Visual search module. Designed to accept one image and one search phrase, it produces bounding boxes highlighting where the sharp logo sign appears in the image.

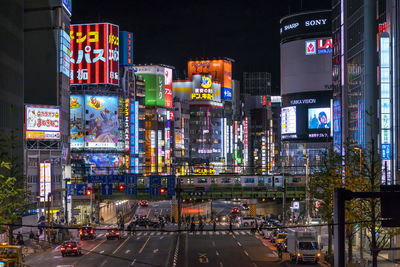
[305,38,332,55]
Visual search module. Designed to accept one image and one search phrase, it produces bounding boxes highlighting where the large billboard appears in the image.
[83,153,124,175]
[25,106,60,140]
[70,95,85,148]
[133,66,165,106]
[70,23,119,85]
[187,59,232,90]
[84,95,118,148]
[281,91,332,141]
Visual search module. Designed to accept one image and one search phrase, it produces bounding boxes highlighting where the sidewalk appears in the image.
[351,244,400,266]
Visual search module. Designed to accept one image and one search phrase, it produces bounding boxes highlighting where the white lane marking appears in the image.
[160,236,164,240]
[202,231,206,235]
[272,251,278,256]
[136,237,141,240]
[216,231,220,235]
[53,255,62,259]
[99,250,105,254]
[237,242,242,247]
[98,234,104,237]
[169,232,173,235]
[219,262,224,267]
[216,251,219,256]
[150,232,155,236]
[157,232,161,236]
[240,231,246,235]
[232,235,236,239]
[244,250,249,256]
[100,260,107,267]
[253,263,258,267]
[137,232,142,236]
[153,248,159,253]
[222,232,227,235]
[130,258,136,266]
[125,249,131,254]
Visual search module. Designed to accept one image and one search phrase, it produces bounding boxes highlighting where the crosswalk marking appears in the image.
[137,232,142,236]
[156,232,161,236]
[150,232,155,236]
[169,232,173,235]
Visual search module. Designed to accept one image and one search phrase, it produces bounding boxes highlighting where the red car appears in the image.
[139,200,148,207]
[61,241,82,256]
[231,207,240,214]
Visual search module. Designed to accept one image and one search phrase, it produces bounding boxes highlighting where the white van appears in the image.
[239,216,264,227]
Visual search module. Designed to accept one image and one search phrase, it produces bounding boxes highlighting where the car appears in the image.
[261,226,275,239]
[139,200,148,207]
[137,217,148,227]
[106,228,121,240]
[60,241,81,256]
[241,203,249,210]
[231,207,240,215]
[79,226,95,240]
[239,216,264,227]
[275,232,288,246]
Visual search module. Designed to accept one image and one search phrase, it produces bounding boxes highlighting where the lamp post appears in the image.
[305,156,310,225]
[354,146,363,260]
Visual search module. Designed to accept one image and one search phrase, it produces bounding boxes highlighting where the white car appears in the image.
[239,216,264,227]
[262,227,275,239]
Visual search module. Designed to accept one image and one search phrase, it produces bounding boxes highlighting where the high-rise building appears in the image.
[243,72,271,96]
[280,10,333,175]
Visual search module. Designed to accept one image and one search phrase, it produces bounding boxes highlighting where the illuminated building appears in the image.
[173,58,235,174]
[280,10,333,175]
[23,1,72,218]
[243,72,272,96]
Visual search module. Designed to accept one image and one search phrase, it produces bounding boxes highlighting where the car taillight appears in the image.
[90,230,94,234]
[73,247,78,250]
[61,247,65,250]
[106,233,109,235]
[116,232,120,235]
[68,244,71,247]
[80,230,83,235]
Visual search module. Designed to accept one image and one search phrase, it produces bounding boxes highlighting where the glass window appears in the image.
[221,178,231,183]
[197,178,207,183]
[245,178,255,183]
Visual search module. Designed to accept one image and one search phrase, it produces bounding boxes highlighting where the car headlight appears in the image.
[297,253,301,257]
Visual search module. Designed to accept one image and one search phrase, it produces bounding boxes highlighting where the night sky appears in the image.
[71,0,331,94]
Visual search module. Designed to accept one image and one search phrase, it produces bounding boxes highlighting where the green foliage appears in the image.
[0,130,29,229]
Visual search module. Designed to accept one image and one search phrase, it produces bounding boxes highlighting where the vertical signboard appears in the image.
[70,23,119,85]
[149,175,162,197]
[129,101,139,174]
[40,163,51,202]
[243,117,249,166]
[70,95,85,148]
[380,32,392,183]
[164,67,173,108]
[156,74,165,107]
[124,98,130,152]
[134,66,166,107]
[59,29,71,77]
[119,31,133,66]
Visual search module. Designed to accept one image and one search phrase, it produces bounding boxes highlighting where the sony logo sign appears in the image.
[305,19,327,27]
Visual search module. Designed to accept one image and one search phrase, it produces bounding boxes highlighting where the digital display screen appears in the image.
[26,106,60,140]
[85,95,118,148]
[83,153,124,175]
[281,106,296,134]
[308,107,331,129]
[70,95,85,148]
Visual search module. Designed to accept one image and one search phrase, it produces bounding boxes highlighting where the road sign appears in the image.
[88,175,125,184]
[149,175,162,197]
[75,184,87,196]
[125,174,138,196]
[167,175,176,197]
[101,183,113,196]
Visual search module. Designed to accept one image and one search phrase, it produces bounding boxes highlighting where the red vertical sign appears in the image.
[70,23,119,85]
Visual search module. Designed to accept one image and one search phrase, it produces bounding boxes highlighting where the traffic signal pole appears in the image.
[177,177,182,231]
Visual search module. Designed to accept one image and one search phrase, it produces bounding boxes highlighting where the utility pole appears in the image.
[177,176,182,231]
[305,157,310,224]
[282,162,286,226]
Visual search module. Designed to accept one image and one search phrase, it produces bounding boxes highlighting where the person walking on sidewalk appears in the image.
[213,220,216,232]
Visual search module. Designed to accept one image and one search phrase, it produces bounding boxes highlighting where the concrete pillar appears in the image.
[171,199,178,223]
[249,199,257,217]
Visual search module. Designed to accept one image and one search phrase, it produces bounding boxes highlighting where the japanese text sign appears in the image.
[70,23,119,85]
[26,106,60,140]
[119,31,133,66]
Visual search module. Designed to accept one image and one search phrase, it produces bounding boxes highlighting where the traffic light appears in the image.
[86,189,92,196]
[119,184,125,191]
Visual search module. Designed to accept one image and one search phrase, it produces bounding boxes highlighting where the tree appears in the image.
[0,130,29,244]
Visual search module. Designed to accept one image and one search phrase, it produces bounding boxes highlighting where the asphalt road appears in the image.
[24,229,322,267]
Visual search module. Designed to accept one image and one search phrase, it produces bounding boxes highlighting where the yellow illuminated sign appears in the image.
[192,93,214,100]
[200,76,212,89]
[194,168,215,175]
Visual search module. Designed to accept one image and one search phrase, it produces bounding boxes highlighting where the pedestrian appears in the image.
[127,223,131,235]
[213,220,216,232]
[29,230,34,241]
[190,222,195,232]
[229,221,233,233]
[16,232,24,245]
[100,216,104,224]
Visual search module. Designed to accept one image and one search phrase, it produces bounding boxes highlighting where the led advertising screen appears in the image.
[59,29,70,77]
[188,59,232,90]
[119,31,133,66]
[281,106,297,135]
[308,107,331,129]
[70,95,85,148]
[26,106,60,140]
[85,95,118,148]
[134,65,166,106]
[281,91,333,141]
[164,67,173,108]
[70,23,119,85]
[83,153,124,175]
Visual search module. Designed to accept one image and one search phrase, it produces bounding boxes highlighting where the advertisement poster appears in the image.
[281,106,296,134]
[40,162,51,202]
[308,107,331,129]
[85,95,118,148]
[83,154,124,175]
[188,59,232,90]
[70,23,119,85]
[70,95,85,148]
[26,106,60,140]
